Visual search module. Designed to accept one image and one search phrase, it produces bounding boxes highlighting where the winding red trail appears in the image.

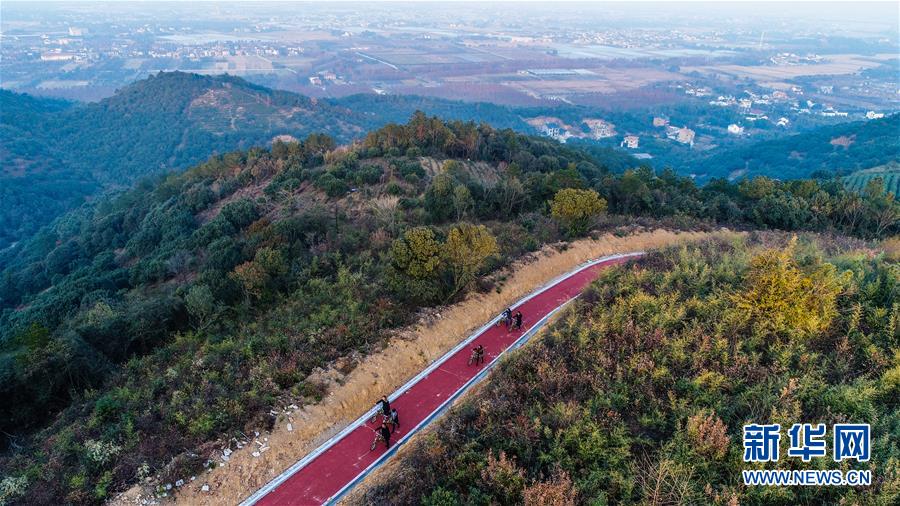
[246,254,637,506]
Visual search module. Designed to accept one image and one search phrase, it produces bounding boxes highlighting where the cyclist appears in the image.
[473,344,485,365]
[502,308,512,330]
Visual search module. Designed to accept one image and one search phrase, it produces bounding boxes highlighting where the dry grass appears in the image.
[419,157,501,187]
[881,236,900,262]
[111,228,734,506]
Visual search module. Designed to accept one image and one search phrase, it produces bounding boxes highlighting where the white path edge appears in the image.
[241,251,645,506]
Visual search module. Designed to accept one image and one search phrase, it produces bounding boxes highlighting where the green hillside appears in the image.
[362,234,899,505]
[693,114,900,181]
[0,73,358,251]
[0,73,541,251]
[843,161,900,195]
[0,115,615,504]
[5,72,895,252]
[0,114,896,504]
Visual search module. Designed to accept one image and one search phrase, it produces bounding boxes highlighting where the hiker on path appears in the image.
[376,395,390,415]
[390,408,400,433]
[380,422,391,448]
[514,311,523,330]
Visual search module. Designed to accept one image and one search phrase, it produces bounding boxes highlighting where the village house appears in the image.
[621,135,640,149]
[583,119,617,139]
[676,127,695,146]
[667,125,695,147]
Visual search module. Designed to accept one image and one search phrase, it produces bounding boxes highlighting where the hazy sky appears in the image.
[5,1,898,33]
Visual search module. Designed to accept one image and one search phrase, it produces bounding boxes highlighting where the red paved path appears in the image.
[250,255,635,505]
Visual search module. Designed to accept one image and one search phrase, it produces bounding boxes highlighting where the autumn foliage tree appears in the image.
[443,223,499,300]
[388,223,497,303]
[230,247,287,301]
[733,237,846,338]
[388,227,445,303]
[390,227,443,278]
[550,188,607,236]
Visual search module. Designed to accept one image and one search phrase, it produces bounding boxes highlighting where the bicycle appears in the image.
[369,429,385,451]
[496,310,512,330]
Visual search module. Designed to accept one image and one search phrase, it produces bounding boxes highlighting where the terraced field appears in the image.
[842,161,900,194]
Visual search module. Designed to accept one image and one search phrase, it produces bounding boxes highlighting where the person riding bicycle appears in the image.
[502,307,512,330]
[514,311,523,330]
[473,344,485,365]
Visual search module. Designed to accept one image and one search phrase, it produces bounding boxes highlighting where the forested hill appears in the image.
[3,71,894,251]
[0,72,362,251]
[693,114,900,181]
[0,115,629,504]
[0,72,547,251]
[0,113,896,504]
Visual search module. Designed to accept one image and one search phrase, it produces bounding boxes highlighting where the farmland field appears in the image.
[842,161,900,194]
[683,54,889,81]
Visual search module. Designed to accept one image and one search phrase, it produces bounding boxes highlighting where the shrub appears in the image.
[733,237,846,338]
[315,172,349,197]
[685,411,729,460]
[356,164,383,185]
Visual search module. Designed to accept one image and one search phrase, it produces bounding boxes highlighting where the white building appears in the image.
[866,111,885,119]
[621,135,640,149]
[727,124,744,135]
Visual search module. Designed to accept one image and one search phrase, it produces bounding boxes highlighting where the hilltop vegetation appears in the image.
[693,114,900,181]
[5,71,896,252]
[0,114,620,504]
[361,233,899,505]
[0,72,354,250]
[0,72,547,252]
[0,114,897,504]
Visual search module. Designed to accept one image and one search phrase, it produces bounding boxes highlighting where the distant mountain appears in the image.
[5,71,893,252]
[691,114,900,181]
[0,72,542,251]
[0,73,358,250]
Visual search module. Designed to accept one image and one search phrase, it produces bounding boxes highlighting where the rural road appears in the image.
[241,252,644,506]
